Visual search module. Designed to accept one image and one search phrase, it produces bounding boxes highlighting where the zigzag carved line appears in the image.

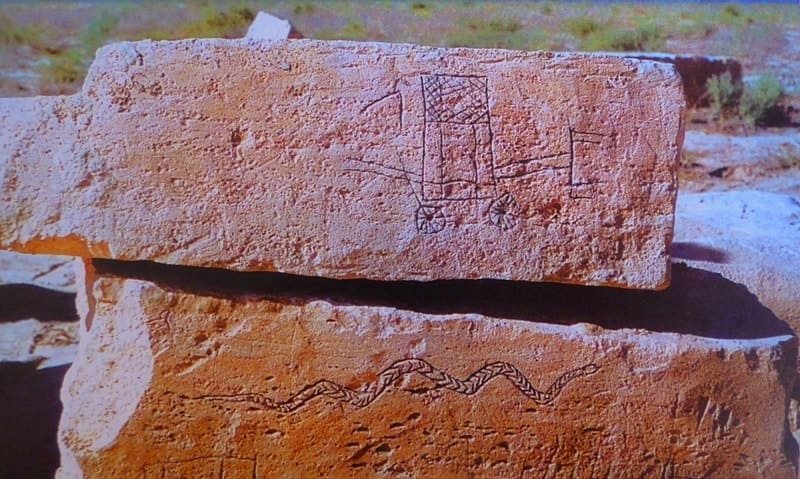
[202,359,599,413]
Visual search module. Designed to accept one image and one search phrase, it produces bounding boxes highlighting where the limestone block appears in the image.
[0,250,76,293]
[244,11,302,40]
[0,39,684,289]
[674,191,800,360]
[0,319,77,367]
[58,266,797,478]
[0,250,80,368]
[676,189,800,437]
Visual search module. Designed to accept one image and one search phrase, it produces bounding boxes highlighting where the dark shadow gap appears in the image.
[0,284,79,323]
[672,241,730,263]
[0,362,68,479]
[93,259,792,341]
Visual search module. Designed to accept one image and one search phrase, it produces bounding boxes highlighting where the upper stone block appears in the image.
[0,39,684,289]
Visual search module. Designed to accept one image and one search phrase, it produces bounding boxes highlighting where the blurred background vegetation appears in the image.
[0,1,798,98]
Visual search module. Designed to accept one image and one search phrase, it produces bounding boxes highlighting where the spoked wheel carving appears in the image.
[415,205,446,234]
[489,192,518,231]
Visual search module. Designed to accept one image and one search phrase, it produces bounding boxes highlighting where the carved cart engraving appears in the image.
[345,73,609,234]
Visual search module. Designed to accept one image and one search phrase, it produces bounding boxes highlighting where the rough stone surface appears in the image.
[0,253,80,368]
[0,319,77,368]
[615,53,742,106]
[244,11,301,40]
[0,39,684,289]
[0,250,76,293]
[57,265,797,479]
[674,190,800,355]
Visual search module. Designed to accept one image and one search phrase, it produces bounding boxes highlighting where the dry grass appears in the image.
[1,1,799,96]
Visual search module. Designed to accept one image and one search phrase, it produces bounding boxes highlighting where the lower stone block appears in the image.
[57,269,797,478]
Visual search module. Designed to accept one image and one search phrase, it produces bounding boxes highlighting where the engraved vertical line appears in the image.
[484,77,498,197]
[420,75,427,202]
[568,124,576,186]
[398,156,422,207]
[438,123,445,199]
[470,123,479,202]
[398,92,404,130]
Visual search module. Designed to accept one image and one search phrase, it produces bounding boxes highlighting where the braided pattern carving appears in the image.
[204,359,598,413]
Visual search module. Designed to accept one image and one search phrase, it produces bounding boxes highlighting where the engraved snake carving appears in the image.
[203,359,599,413]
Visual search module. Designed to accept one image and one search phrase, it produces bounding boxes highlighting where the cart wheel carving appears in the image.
[489,192,518,231]
[415,205,446,234]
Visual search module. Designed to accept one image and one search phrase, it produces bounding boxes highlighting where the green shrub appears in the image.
[445,17,535,50]
[717,3,753,26]
[581,23,664,52]
[613,23,663,51]
[182,5,255,39]
[676,18,715,39]
[339,19,368,39]
[707,72,741,123]
[722,4,741,18]
[565,18,601,38]
[706,72,786,127]
[487,19,522,34]
[38,11,119,87]
[0,14,46,48]
[739,74,785,126]
[410,2,432,18]
[81,12,119,49]
[293,3,316,15]
[39,49,85,85]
